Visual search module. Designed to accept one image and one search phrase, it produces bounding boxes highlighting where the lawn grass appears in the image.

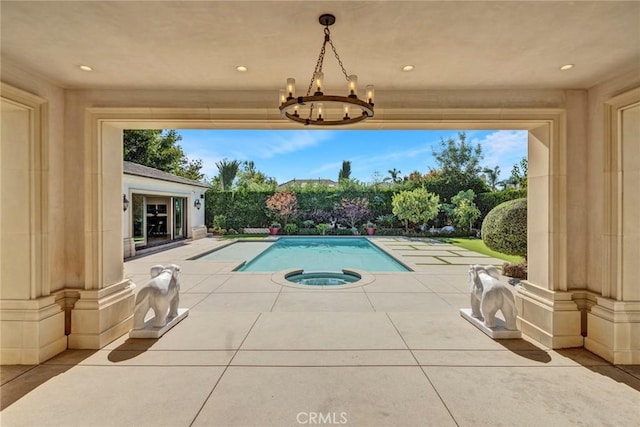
[436,237,524,263]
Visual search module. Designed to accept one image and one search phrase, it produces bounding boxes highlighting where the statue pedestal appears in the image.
[460,308,521,339]
[129,308,189,339]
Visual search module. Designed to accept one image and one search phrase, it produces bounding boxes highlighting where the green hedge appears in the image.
[205,188,397,228]
[481,198,527,257]
[476,189,527,218]
[205,187,527,230]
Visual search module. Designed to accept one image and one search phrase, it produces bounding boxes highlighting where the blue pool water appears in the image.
[237,237,409,272]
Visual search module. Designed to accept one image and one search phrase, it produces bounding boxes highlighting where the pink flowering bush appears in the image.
[266,192,298,225]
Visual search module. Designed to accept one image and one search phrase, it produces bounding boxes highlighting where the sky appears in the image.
[177,129,527,184]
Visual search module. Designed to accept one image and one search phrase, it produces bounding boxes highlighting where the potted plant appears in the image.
[269,223,281,236]
[365,221,376,236]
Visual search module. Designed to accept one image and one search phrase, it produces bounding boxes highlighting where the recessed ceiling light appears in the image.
[560,64,574,71]
[79,65,93,72]
[236,66,248,72]
[402,65,415,72]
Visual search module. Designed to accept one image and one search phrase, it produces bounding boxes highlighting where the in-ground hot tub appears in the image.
[285,270,361,286]
[271,268,375,289]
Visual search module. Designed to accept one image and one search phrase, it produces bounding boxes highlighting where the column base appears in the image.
[0,296,67,364]
[123,237,136,258]
[68,279,135,349]
[585,298,640,364]
[191,225,207,240]
[515,281,584,348]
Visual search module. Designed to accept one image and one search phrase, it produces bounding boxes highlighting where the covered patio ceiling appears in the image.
[2,1,639,93]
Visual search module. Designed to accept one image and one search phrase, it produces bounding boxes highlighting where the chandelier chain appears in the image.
[306,42,326,97]
[327,38,350,80]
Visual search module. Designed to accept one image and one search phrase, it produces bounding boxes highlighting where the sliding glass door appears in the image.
[132,194,146,247]
[173,197,185,239]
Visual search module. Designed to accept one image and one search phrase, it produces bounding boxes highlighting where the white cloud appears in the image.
[472,130,527,179]
[190,130,333,161]
[310,160,345,175]
[183,151,225,183]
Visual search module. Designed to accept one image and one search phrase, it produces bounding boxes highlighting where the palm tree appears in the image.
[482,166,501,191]
[215,158,240,190]
[338,160,351,181]
[387,168,402,184]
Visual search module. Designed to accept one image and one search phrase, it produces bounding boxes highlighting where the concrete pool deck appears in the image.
[1,237,639,426]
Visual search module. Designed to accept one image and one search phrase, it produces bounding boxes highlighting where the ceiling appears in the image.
[1,1,639,92]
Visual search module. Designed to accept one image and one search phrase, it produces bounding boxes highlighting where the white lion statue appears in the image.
[132,264,181,329]
[468,264,518,330]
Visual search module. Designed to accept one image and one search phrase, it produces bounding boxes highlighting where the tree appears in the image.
[510,157,528,189]
[482,166,501,191]
[123,129,204,180]
[237,160,277,191]
[432,131,483,178]
[266,192,298,225]
[391,188,441,232]
[407,170,427,186]
[338,160,352,181]
[422,170,489,204]
[451,190,481,232]
[386,168,403,184]
[335,197,370,229]
[178,158,205,181]
[215,158,240,190]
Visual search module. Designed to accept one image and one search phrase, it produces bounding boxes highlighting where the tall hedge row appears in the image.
[476,189,527,218]
[205,187,526,231]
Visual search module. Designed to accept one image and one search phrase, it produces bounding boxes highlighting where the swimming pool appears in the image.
[236,237,410,272]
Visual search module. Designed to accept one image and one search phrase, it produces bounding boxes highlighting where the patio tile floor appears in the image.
[1,237,638,426]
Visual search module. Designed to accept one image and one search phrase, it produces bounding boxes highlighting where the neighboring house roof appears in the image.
[278,178,338,189]
[123,161,209,188]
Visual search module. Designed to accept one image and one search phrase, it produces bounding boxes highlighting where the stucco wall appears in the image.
[586,67,640,294]
[1,60,67,293]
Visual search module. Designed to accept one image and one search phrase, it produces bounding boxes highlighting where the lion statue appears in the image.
[132,264,181,329]
[468,264,518,330]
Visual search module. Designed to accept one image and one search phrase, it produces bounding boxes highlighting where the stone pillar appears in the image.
[67,116,135,349]
[123,237,136,258]
[515,117,583,349]
[191,225,207,240]
[0,85,67,364]
[586,89,640,364]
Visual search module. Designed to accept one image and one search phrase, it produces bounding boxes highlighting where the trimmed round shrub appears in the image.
[481,198,527,258]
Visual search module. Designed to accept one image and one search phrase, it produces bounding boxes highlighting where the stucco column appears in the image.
[68,116,135,349]
[0,85,67,364]
[515,117,583,349]
[586,89,640,364]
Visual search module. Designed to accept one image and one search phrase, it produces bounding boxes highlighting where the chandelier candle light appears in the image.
[279,14,374,126]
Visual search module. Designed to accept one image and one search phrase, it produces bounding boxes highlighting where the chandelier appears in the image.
[279,14,374,126]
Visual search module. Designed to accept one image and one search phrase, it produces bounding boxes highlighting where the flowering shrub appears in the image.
[266,192,298,225]
[335,197,370,228]
[305,209,333,224]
